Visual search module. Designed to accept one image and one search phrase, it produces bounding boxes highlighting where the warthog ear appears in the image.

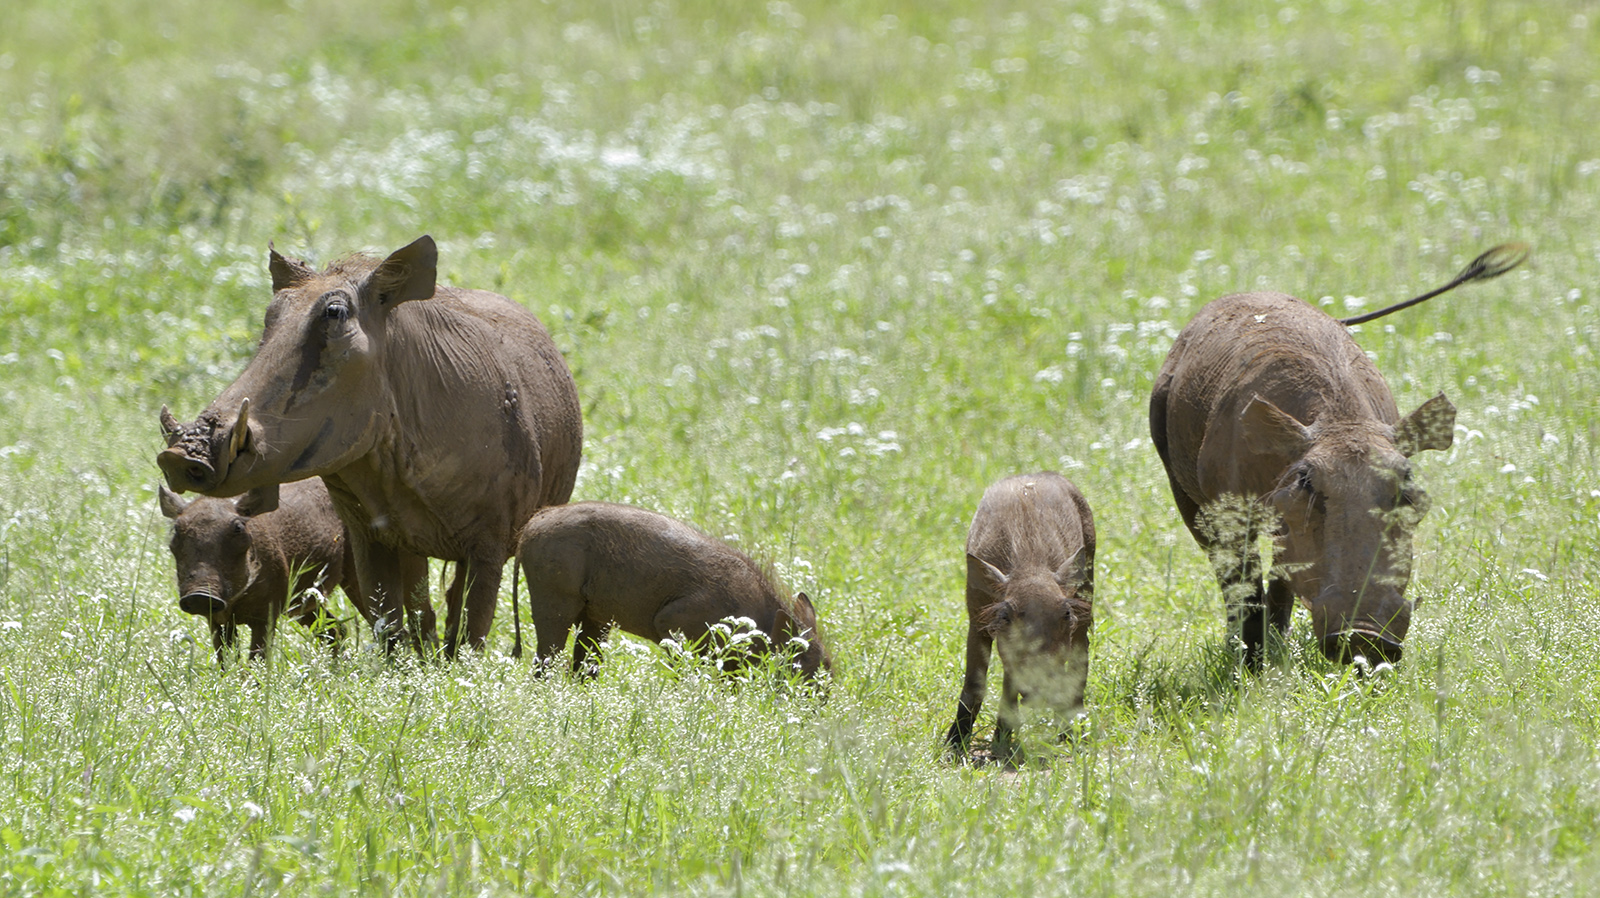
[1240,395,1312,457]
[157,484,189,519]
[1396,392,1456,457]
[234,483,280,517]
[969,553,1010,593]
[370,235,438,307]
[1054,546,1088,592]
[268,243,316,292]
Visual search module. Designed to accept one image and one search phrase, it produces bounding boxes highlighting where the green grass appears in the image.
[3,0,1600,894]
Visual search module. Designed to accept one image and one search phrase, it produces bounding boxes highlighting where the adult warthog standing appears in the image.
[1149,244,1527,669]
[157,235,583,657]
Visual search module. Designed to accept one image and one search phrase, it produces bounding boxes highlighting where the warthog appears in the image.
[156,235,583,657]
[515,502,831,678]
[944,472,1094,764]
[159,477,370,665]
[1149,244,1527,668]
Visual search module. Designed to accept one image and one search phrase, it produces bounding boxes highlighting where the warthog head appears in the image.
[973,547,1090,712]
[159,484,275,618]
[156,236,439,501]
[774,592,832,676]
[1244,392,1456,664]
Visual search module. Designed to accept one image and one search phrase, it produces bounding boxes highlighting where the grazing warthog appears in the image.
[515,502,830,678]
[1149,244,1527,668]
[944,472,1094,765]
[159,477,369,665]
[156,235,583,657]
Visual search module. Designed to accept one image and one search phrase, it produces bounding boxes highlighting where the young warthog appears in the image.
[944,473,1095,765]
[516,502,830,678]
[1149,244,1527,668]
[159,477,371,665]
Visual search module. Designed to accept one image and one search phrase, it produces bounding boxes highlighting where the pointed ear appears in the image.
[1240,395,1312,457]
[789,592,818,627]
[234,483,280,517]
[968,553,1009,592]
[268,243,315,292]
[158,484,189,519]
[1395,392,1455,457]
[159,405,183,447]
[1054,545,1088,591]
[370,235,438,307]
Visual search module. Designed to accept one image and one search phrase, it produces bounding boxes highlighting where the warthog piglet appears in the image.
[945,472,1095,764]
[516,502,830,677]
[159,477,370,665]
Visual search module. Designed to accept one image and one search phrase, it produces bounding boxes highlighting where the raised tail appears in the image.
[1337,242,1530,326]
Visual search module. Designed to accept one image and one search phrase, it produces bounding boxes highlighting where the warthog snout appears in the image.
[179,591,227,616]
[155,399,255,495]
[1320,629,1404,666]
[158,448,220,493]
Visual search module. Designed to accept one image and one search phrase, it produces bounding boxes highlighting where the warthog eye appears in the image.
[979,602,1015,634]
[1294,467,1314,493]
[323,292,352,323]
[1394,468,1421,508]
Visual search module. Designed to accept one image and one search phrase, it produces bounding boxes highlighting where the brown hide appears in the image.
[944,472,1094,764]
[157,236,583,656]
[516,502,831,678]
[159,477,371,666]
[1150,292,1454,667]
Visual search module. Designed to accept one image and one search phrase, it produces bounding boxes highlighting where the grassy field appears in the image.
[3,0,1600,894]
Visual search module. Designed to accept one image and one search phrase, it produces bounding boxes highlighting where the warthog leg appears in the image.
[210,620,239,668]
[990,667,1025,768]
[1265,567,1294,647]
[443,556,507,658]
[944,620,993,755]
[1198,498,1275,672]
[353,540,433,656]
[570,617,610,677]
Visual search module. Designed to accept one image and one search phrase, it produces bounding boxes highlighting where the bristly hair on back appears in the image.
[321,253,384,280]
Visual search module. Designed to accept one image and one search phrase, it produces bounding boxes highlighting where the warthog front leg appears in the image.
[1201,499,1271,672]
[991,667,1025,768]
[246,620,271,661]
[944,620,993,756]
[210,620,238,668]
[443,556,506,659]
[353,539,432,656]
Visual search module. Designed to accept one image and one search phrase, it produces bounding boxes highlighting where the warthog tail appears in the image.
[1338,242,1530,326]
